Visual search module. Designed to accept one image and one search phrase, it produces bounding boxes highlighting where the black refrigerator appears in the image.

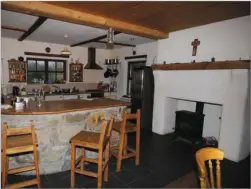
[131,66,154,131]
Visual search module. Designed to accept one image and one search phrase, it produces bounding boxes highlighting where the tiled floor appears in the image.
[7,130,250,188]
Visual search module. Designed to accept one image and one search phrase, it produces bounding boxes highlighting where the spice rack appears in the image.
[8,59,27,82]
[69,63,83,82]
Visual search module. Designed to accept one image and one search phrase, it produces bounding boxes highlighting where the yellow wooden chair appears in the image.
[1,121,40,188]
[70,117,114,188]
[196,147,224,188]
[111,109,141,172]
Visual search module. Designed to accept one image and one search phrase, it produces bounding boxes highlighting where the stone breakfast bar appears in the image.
[1,98,128,175]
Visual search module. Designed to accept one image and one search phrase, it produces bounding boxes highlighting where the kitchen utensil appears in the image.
[104,68,110,78]
[113,69,119,77]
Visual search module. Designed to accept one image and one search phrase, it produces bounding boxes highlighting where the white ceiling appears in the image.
[28,19,108,45]
[1,10,37,29]
[1,10,156,49]
[1,29,23,39]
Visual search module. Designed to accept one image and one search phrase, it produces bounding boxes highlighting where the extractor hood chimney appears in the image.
[84,48,103,70]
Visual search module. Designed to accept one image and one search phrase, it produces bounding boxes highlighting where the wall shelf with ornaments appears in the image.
[8,59,27,83]
[69,63,83,82]
[152,60,250,71]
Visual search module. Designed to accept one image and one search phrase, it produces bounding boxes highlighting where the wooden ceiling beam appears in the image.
[2,1,169,40]
[71,31,121,47]
[1,25,27,32]
[96,41,136,47]
[18,16,47,41]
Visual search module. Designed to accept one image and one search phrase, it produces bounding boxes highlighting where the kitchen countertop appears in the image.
[14,90,117,97]
[1,98,128,115]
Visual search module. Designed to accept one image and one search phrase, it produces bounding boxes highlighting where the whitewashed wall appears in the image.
[154,16,250,162]
[157,16,250,63]
[1,37,112,85]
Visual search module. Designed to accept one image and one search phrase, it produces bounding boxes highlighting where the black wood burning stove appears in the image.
[173,102,205,142]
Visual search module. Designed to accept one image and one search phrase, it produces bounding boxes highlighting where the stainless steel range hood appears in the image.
[84,47,103,70]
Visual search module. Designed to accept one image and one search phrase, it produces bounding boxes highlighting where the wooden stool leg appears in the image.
[80,148,85,171]
[104,142,110,182]
[123,134,128,155]
[71,143,76,188]
[6,156,9,186]
[2,153,7,188]
[135,127,140,166]
[34,148,41,188]
[97,149,103,188]
[117,133,125,172]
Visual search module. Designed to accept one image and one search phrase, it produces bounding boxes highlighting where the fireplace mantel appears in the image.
[152,60,250,70]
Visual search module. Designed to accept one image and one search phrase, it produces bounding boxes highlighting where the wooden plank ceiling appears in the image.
[47,1,250,33]
[2,1,250,40]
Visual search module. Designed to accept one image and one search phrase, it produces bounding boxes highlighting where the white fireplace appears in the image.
[152,69,250,162]
[164,97,223,141]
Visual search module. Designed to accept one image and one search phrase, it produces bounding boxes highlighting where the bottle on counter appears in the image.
[1,95,4,104]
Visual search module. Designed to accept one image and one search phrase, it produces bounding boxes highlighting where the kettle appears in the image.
[12,86,20,96]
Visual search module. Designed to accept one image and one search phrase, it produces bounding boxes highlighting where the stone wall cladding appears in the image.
[1,106,125,175]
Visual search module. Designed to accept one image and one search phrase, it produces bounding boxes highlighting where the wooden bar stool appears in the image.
[111,109,140,172]
[1,121,40,188]
[70,117,114,188]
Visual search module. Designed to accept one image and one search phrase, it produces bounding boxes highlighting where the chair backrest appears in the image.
[196,147,224,189]
[120,109,141,134]
[2,120,37,153]
[99,117,114,148]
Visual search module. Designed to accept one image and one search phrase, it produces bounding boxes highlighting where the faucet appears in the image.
[70,84,76,93]
[52,85,61,93]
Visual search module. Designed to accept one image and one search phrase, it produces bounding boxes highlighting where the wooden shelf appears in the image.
[8,60,27,82]
[24,51,70,58]
[69,63,83,82]
[152,60,250,70]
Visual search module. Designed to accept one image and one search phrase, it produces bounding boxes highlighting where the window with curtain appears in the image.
[27,58,66,84]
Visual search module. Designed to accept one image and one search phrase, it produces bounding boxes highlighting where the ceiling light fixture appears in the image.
[107,27,114,49]
[61,34,71,55]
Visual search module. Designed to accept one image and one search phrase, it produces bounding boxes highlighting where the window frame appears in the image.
[26,57,67,84]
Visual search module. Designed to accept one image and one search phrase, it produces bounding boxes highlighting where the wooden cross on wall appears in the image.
[191,39,200,56]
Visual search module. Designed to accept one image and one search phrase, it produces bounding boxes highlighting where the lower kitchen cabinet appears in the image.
[79,94,89,100]
[63,95,78,100]
[45,95,63,101]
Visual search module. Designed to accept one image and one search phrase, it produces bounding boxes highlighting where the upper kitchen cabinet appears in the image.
[69,63,83,82]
